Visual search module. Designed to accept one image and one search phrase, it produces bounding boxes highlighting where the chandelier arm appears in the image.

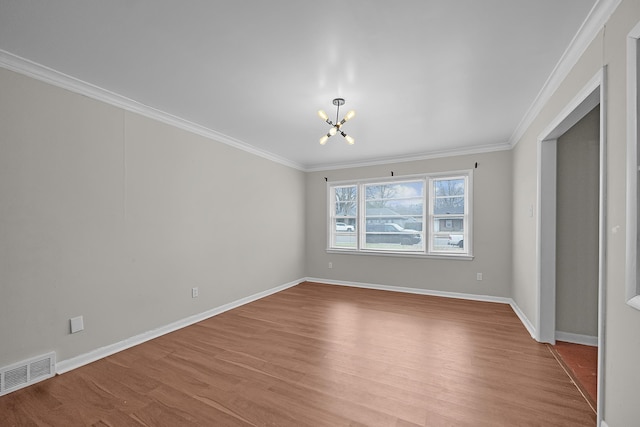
[340,130,355,145]
[320,98,353,145]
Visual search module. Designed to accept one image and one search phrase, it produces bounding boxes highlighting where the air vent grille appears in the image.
[0,352,55,396]
[4,365,28,390]
[30,358,52,379]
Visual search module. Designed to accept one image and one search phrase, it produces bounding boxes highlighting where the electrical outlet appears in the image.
[328,262,333,269]
[70,316,84,334]
[476,273,483,281]
[192,287,199,298]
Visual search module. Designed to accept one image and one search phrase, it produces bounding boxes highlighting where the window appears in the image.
[330,185,357,249]
[364,180,424,252]
[429,175,468,253]
[328,171,472,257]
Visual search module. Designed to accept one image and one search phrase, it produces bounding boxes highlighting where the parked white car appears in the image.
[336,222,355,232]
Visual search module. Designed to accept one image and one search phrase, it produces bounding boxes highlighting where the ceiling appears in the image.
[0,1,598,171]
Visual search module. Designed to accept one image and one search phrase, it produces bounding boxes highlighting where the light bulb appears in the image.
[329,126,337,136]
[345,134,355,145]
[343,110,356,121]
[319,134,329,145]
[317,110,329,121]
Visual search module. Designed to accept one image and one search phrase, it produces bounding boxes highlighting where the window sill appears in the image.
[326,248,474,260]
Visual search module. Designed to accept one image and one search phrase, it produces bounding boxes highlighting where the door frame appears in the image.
[536,67,607,421]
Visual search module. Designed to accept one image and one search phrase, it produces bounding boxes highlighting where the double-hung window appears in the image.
[330,185,358,249]
[328,171,472,257]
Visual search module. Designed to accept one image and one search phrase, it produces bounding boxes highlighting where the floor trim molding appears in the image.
[57,277,539,375]
[56,279,304,375]
[556,331,598,347]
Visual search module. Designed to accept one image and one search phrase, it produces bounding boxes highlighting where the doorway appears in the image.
[556,105,600,347]
[552,105,600,412]
[536,69,606,421]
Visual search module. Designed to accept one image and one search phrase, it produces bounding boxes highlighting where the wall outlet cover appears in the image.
[70,316,84,334]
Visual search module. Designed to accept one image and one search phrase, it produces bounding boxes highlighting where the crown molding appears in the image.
[304,141,512,172]
[508,0,621,148]
[2,0,619,177]
[0,49,513,174]
[0,49,305,171]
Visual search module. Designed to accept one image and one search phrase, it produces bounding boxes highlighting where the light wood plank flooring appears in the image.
[1,282,596,426]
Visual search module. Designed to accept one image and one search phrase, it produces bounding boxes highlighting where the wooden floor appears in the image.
[1,282,595,426]
[550,341,598,412]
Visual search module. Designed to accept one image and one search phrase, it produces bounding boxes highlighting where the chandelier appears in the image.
[317,98,355,145]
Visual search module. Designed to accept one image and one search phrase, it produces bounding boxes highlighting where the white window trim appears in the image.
[427,173,472,255]
[326,170,473,260]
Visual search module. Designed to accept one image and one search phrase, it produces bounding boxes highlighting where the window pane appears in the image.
[432,217,465,251]
[330,185,357,249]
[364,181,424,251]
[334,186,357,216]
[434,197,465,214]
[333,218,357,248]
[431,176,467,254]
[434,178,465,196]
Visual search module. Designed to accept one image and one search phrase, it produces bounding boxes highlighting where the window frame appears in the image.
[329,184,359,250]
[428,173,470,255]
[327,170,473,259]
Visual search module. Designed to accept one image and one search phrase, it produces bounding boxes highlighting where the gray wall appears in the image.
[0,67,306,366]
[306,151,513,297]
[556,106,600,338]
[511,1,640,425]
[3,1,640,423]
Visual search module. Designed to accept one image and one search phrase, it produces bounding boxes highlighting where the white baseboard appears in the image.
[509,299,537,339]
[600,421,609,427]
[57,277,540,375]
[555,331,598,347]
[306,277,513,303]
[304,277,537,339]
[56,278,303,374]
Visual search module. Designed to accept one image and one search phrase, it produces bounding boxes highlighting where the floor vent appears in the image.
[0,352,56,396]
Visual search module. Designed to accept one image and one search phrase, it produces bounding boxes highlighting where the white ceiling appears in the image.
[0,1,598,170]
